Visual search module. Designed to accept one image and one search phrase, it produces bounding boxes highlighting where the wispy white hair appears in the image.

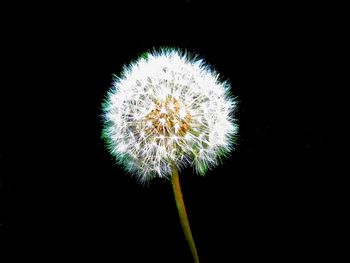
[102,48,238,182]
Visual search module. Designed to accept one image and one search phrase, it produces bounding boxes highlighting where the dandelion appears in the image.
[102,48,238,262]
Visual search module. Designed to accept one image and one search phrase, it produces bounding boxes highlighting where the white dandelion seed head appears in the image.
[102,48,238,182]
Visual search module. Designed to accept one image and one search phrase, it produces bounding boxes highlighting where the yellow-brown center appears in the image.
[144,96,191,138]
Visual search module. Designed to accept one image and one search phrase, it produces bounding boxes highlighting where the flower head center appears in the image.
[144,96,191,138]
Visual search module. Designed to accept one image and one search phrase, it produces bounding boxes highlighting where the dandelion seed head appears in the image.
[102,48,238,182]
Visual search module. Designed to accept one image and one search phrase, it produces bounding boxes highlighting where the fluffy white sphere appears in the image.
[102,48,238,182]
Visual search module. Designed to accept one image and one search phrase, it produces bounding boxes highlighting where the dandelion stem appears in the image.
[171,167,200,263]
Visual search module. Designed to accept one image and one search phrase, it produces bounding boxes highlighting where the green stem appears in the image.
[171,167,200,263]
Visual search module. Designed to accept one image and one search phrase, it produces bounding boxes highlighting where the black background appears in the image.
[1,1,341,262]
